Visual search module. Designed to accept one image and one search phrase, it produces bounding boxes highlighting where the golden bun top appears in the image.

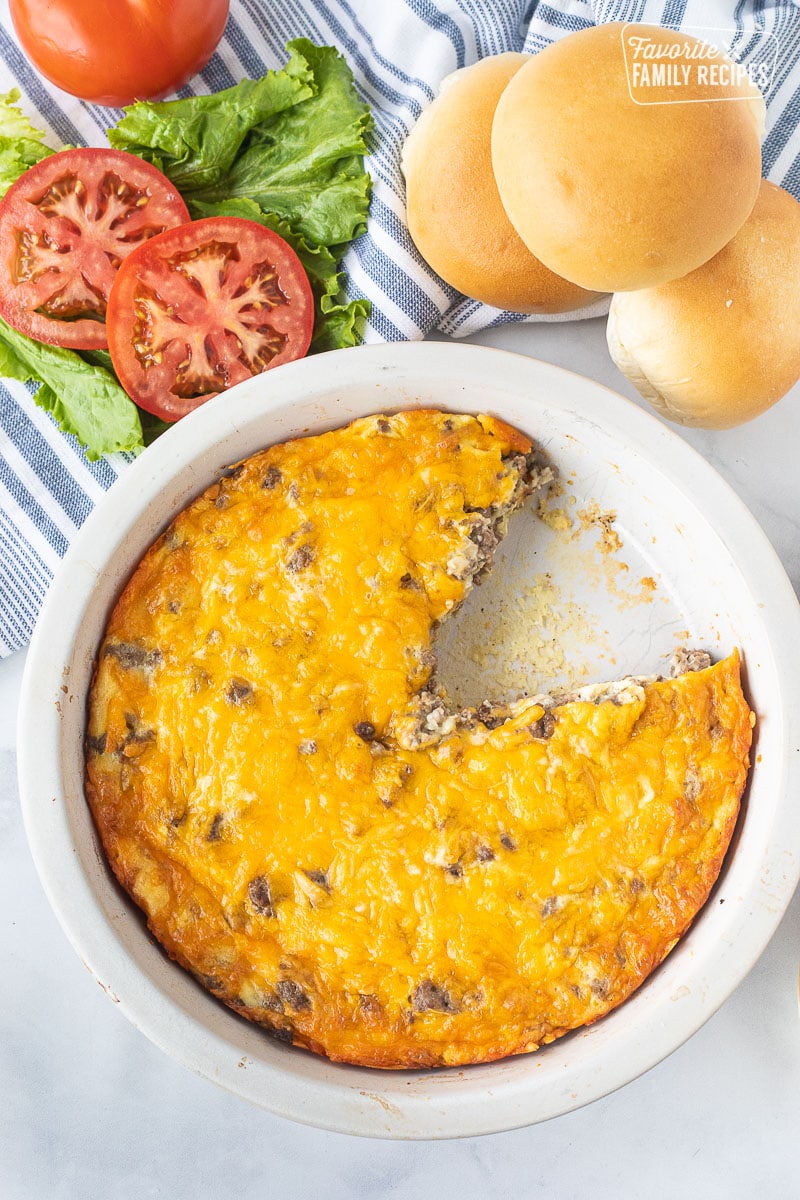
[401,53,598,314]
[607,181,800,429]
[491,23,765,292]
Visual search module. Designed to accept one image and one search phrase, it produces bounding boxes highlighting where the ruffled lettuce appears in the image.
[0,89,52,196]
[0,318,143,458]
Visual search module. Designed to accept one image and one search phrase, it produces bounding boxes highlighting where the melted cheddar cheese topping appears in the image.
[85,410,752,1068]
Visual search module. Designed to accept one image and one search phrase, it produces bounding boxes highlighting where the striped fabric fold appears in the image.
[0,0,797,653]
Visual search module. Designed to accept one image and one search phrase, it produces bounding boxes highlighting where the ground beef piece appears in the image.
[104,643,162,671]
[411,980,459,1013]
[276,979,311,1011]
[671,647,712,676]
[248,876,274,917]
[286,544,314,573]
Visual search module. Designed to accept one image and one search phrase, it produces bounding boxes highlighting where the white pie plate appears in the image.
[17,341,800,1139]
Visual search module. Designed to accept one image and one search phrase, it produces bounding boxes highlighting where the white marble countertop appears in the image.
[3,317,800,1199]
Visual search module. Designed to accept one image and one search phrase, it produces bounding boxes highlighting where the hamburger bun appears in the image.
[401,54,597,313]
[607,181,800,429]
[491,23,765,292]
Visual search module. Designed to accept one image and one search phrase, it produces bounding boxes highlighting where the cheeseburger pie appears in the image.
[85,410,752,1068]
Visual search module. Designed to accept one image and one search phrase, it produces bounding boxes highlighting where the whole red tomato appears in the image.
[9,0,230,107]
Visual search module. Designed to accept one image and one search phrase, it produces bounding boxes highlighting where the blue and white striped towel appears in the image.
[0,0,798,655]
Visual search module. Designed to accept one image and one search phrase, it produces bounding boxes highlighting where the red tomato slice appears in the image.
[106,217,315,421]
[0,148,190,350]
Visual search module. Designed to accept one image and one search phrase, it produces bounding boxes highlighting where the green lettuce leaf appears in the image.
[0,89,53,196]
[111,40,372,247]
[0,317,143,459]
[186,41,372,246]
[312,293,370,353]
[108,45,315,192]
